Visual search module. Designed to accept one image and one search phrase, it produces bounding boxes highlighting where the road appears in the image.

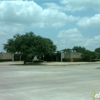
[0,62,100,100]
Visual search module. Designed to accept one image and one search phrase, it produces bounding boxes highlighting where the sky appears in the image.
[0,0,100,52]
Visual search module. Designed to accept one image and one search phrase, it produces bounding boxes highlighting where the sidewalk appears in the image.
[0,61,100,66]
[0,61,88,65]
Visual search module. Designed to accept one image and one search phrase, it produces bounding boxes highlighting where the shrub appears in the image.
[62,58,71,62]
[73,58,83,62]
[0,59,12,62]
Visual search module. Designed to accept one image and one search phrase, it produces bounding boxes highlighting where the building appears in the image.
[0,52,82,62]
[61,52,82,62]
[0,53,14,61]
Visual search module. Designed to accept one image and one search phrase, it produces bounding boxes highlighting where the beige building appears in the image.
[0,52,82,62]
[0,53,14,61]
[61,52,82,62]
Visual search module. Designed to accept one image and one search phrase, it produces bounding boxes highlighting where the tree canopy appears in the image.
[73,46,86,53]
[81,50,97,61]
[62,46,86,53]
[62,48,72,53]
[95,47,100,53]
[4,32,56,64]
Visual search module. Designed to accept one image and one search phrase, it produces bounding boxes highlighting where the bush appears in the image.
[73,58,83,62]
[91,59,100,62]
[0,59,12,62]
[62,58,71,62]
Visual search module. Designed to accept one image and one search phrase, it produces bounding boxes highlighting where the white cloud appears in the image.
[0,25,22,35]
[57,28,100,50]
[0,25,23,51]
[0,0,100,52]
[0,1,79,51]
[43,2,62,11]
[0,1,43,26]
[60,0,100,12]
[43,1,84,12]
[58,28,84,42]
[77,14,100,27]
[0,1,78,28]
[57,28,85,49]
[85,35,100,46]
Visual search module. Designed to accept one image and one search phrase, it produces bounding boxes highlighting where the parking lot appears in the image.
[0,62,100,100]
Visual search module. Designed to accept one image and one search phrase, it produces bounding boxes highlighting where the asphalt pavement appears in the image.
[0,62,100,100]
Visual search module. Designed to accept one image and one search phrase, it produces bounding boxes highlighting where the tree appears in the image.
[81,50,97,61]
[95,47,100,59]
[73,46,86,53]
[4,32,56,64]
[62,48,72,53]
[95,47,100,53]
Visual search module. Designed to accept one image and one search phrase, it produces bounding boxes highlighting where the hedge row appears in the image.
[0,59,12,62]
[62,58,99,62]
[62,58,71,62]
[73,58,83,62]
[62,58,83,62]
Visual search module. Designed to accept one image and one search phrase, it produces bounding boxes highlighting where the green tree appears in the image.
[95,47,100,53]
[62,48,72,53]
[81,50,97,61]
[73,46,86,53]
[95,47,100,59]
[4,32,56,64]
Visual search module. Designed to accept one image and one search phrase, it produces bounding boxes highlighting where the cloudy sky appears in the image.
[0,0,100,52]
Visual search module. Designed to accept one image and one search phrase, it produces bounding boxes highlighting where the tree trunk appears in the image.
[23,54,27,65]
[24,60,26,65]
